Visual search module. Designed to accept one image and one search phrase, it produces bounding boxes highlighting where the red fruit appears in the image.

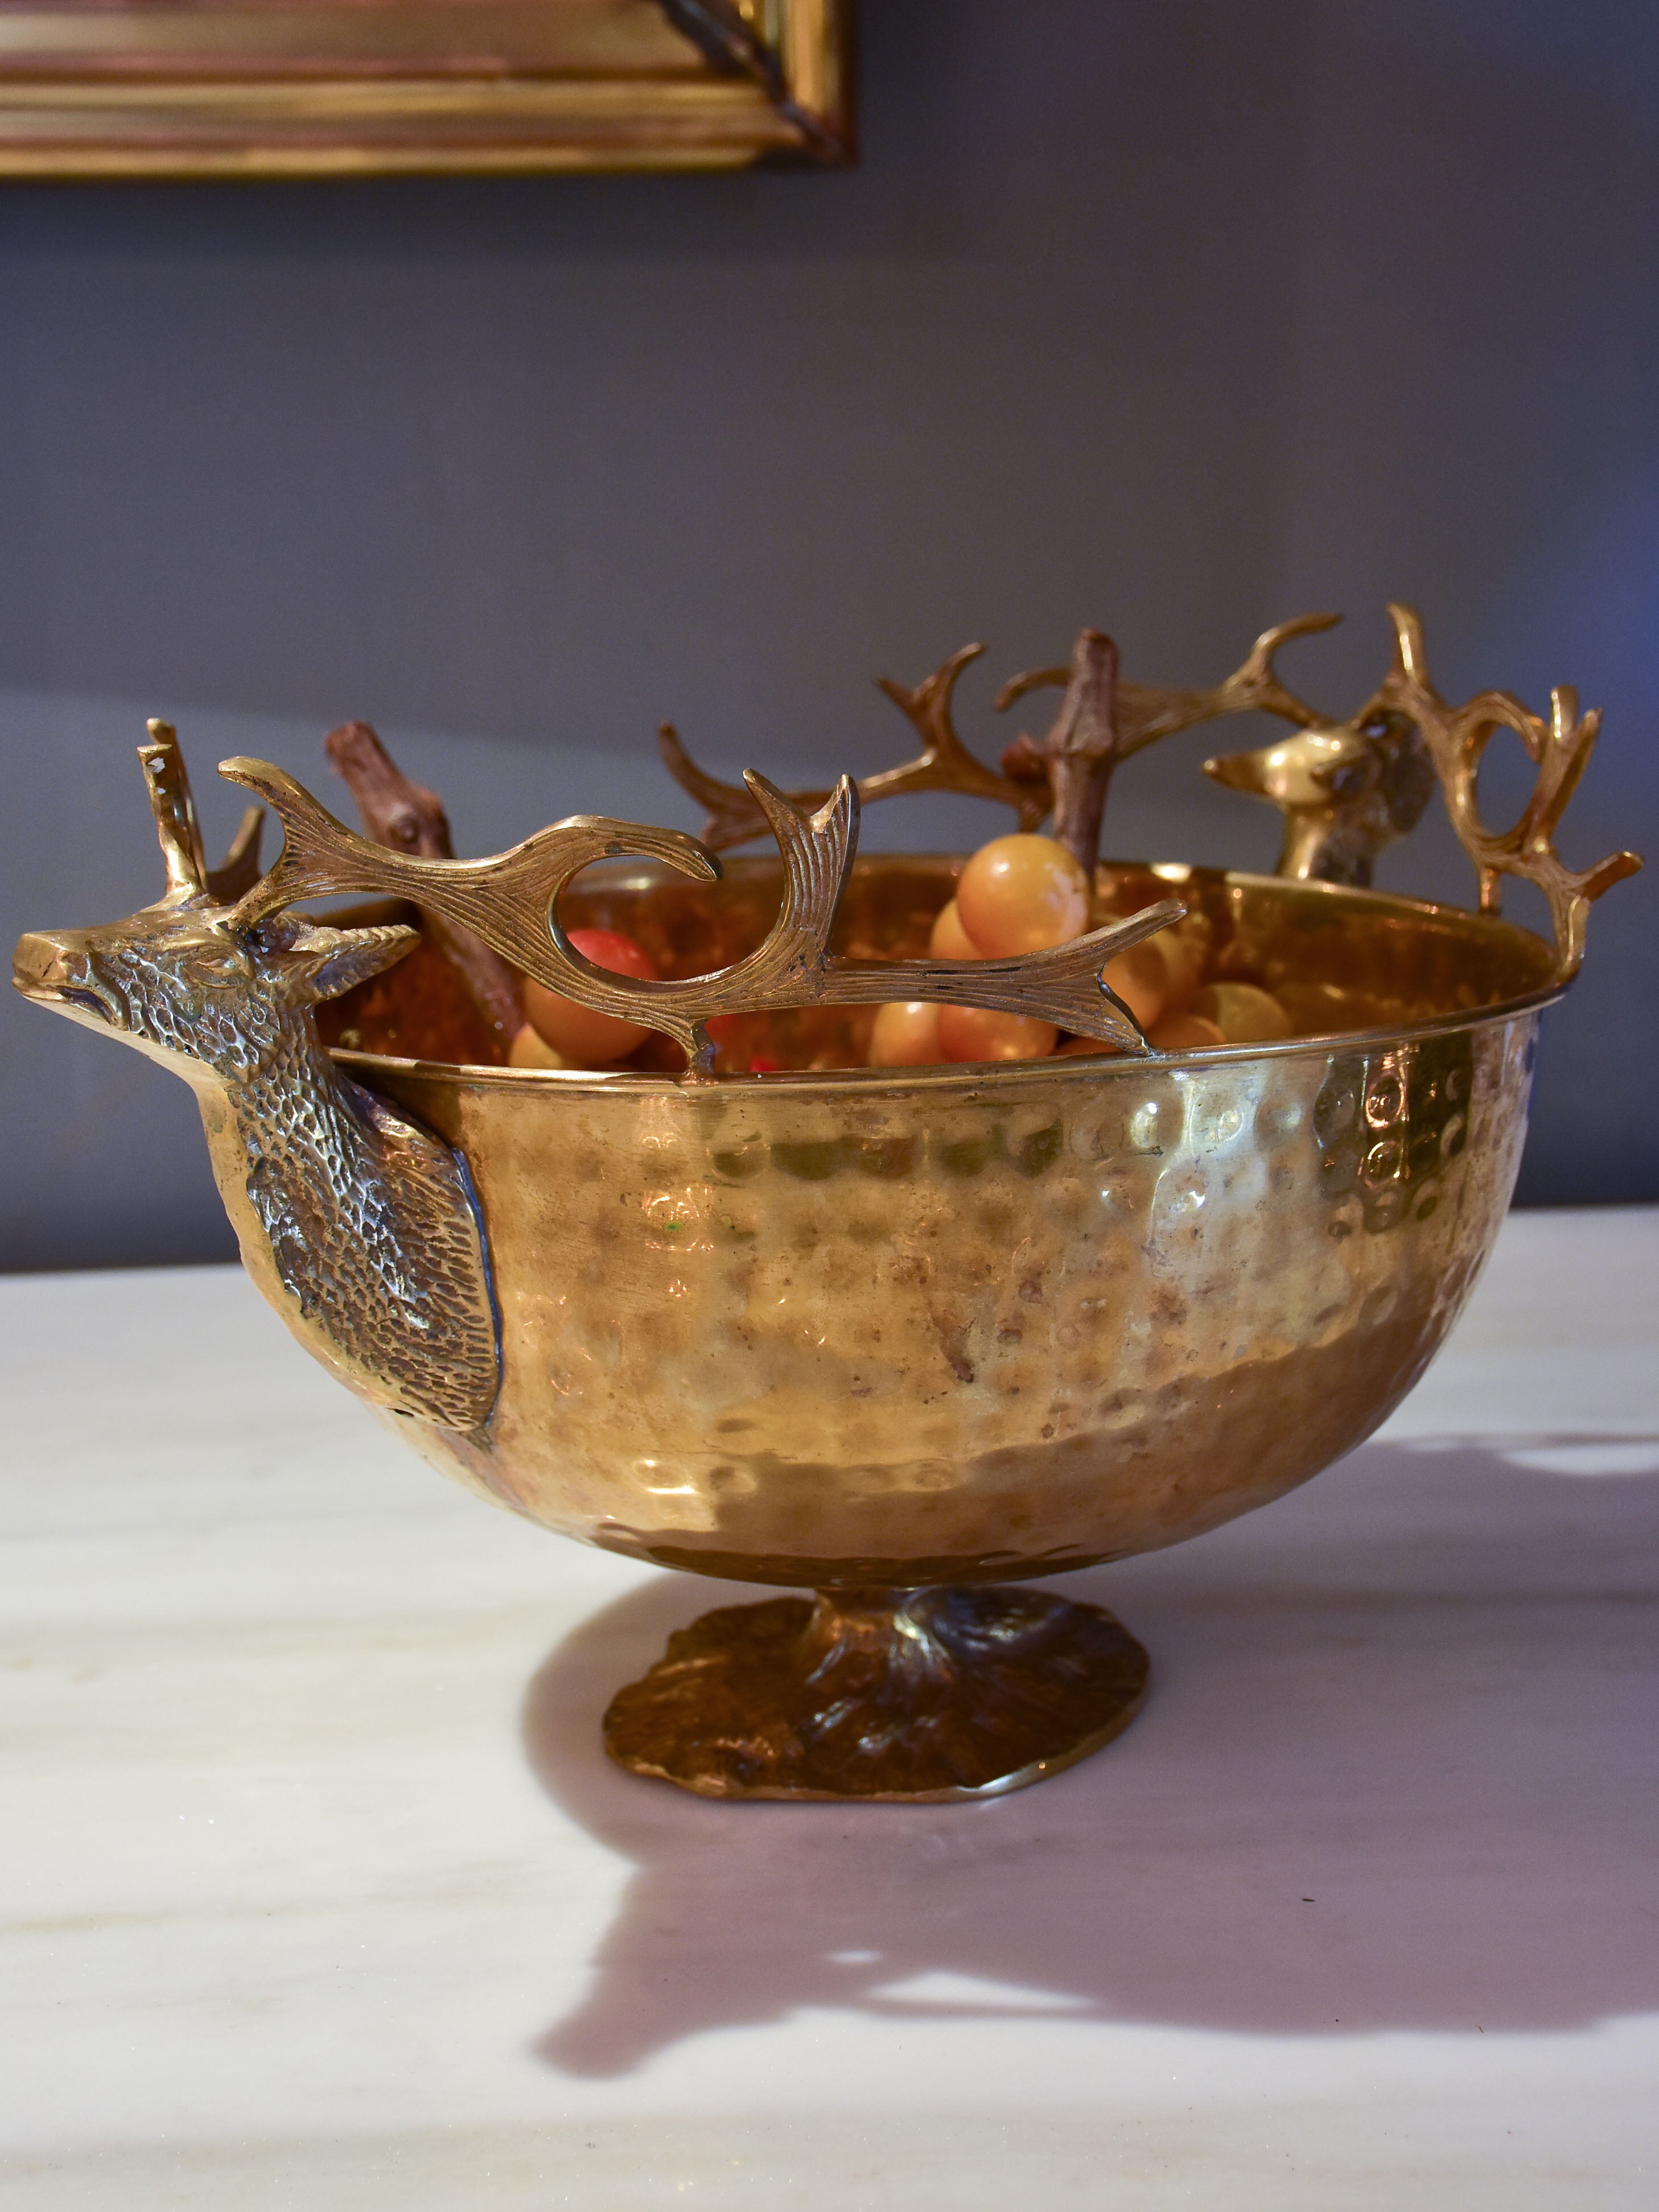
[523,927,658,1064]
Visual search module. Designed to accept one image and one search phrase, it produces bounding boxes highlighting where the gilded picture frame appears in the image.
[0,0,853,177]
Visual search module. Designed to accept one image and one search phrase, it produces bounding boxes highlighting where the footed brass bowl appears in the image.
[13,605,1637,1800]
[330,852,1550,1797]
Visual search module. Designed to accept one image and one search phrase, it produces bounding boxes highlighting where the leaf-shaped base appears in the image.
[603,1585,1149,1801]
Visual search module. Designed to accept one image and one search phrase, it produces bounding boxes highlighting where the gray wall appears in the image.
[3,0,1656,1271]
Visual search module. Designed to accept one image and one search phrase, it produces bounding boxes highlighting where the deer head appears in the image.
[12,722,415,1084]
[1204,708,1435,887]
[14,722,502,1431]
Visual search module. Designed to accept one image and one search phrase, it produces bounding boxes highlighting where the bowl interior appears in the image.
[314,854,1559,1074]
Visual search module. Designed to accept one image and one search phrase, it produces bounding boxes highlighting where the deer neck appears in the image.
[1277,807,1376,888]
[186,1004,500,1431]
[223,1010,369,1161]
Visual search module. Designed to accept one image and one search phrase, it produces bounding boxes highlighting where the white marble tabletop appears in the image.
[2,1207,1656,2210]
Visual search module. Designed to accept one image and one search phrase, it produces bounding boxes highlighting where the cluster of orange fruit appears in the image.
[501,831,1293,1073]
[869,833,1289,1067]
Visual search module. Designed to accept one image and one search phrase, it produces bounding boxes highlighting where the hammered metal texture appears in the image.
[354,858,1549,1584]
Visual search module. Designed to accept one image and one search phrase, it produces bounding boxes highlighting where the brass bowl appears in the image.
[331,853,1553,1797]
[16,608,1634,1803]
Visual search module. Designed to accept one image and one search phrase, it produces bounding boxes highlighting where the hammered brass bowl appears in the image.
[14,605,1635,1802]
[328,852,1552,1797]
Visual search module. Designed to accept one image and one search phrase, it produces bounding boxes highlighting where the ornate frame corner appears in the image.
[0,0,855,179]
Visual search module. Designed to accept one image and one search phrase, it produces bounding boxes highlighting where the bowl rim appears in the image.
[332,858,1566,1097]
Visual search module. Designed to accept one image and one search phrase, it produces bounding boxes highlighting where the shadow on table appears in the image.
[520,1438,1659,2077]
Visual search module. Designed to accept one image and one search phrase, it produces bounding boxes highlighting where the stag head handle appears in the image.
[1187,606,1638,953]
[1203,712,1436,888]
[12,724,501,1431]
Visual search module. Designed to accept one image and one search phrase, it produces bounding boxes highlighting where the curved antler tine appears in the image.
[993,663,1069,714]
[1385,602,1431,689]
[874,641,985,731]
[219,758,381,920]
[1234,612,1342,725]
[741,772,860,961]
[658,724,777,850]
[1243,609,1343,662]
[138,720,209,903]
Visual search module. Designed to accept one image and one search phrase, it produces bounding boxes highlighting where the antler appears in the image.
[995,611,1341,759]
[223,757,720,990]
[1369,604,1641,976]
[715,776,1179,1058]
[559,771,1181,1063]
[324,720,524,1047]
[659,620,1343,861]
[223,756,1180,1072]
[139,720,266,905]
[658,643,1049,851]
[139,720,210,902]
[868,644,1053,823]
[656,724,782,850]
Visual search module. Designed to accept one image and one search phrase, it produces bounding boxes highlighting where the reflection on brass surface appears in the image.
[11,611,1641,1801]
[367,980,1539,1589]
[224,756,1180,1065]
[0,0,852,178]
[603,1587,1151,1801]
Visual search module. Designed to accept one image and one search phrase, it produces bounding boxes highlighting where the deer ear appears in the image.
[279,922,419,1004]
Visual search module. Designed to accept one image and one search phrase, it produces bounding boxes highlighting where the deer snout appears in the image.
[1203,750,1270,798]
[12,931,114,1022]
[13,930,75,994]
[1207,731,1371,808]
